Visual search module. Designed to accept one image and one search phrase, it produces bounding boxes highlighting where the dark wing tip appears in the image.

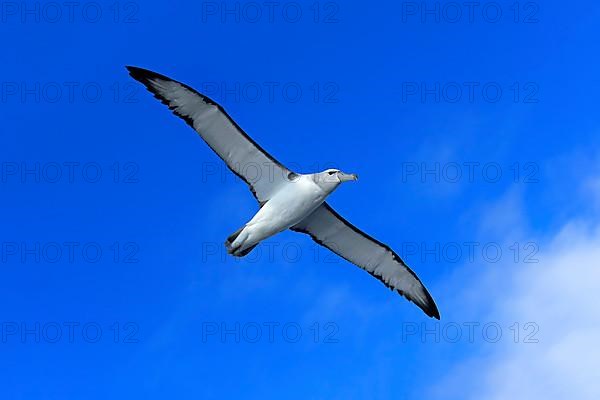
[366,269,441,320]
[125,65,198,129]
[398,287,440,320]
[126,65,165,84]
[125,65,222,108]
[409,281,441,320]
[421,294,441,320]
[125,65,173,102]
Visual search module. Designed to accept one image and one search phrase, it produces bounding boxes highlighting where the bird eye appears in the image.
[328,171,336,175]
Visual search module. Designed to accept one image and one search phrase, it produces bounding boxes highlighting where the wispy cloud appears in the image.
[431,176,600,399]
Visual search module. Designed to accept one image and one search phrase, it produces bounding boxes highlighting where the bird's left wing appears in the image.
[127,66,293,203]
[292,203,440,319]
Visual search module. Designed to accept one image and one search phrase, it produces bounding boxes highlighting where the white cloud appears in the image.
[433,196,600,399]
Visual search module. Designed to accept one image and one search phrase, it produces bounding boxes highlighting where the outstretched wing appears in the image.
[127,66,293,203]
[292,203,440,319]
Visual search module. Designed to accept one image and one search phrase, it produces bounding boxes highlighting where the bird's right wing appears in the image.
[127,66,294,203]
[292,202,440,319]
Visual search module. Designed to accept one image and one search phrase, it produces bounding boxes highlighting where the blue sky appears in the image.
[2,1,600,399]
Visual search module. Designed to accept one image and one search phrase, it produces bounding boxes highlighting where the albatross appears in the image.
[127,66,440,319]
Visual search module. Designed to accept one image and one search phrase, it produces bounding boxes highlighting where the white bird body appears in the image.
[229,174,331,255]
[127,66,441,319]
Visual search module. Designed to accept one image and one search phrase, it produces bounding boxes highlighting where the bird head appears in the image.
[313,168,358,191]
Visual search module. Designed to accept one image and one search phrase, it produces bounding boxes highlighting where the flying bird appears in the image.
[127,66,440,319]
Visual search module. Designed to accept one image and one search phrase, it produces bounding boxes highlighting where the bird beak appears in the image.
[337,171,358,182]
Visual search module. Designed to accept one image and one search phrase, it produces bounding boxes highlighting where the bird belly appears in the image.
[244,178,326,244]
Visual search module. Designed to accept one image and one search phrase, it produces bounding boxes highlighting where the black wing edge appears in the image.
[292,202,441,320]
[126,65,221,127]
[125,65,292,200]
